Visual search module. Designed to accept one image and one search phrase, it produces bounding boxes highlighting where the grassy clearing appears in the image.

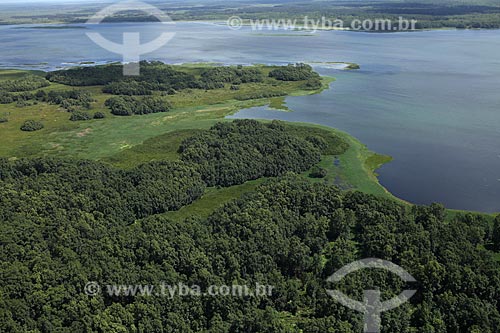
[102,129,202,168]
[163,179,266,221]
[268,97,291,111]
[365,154,393,177]
[0,69,46,81]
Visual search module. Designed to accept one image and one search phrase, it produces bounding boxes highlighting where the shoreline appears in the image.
[0,60,360,75]
[2,20,499,31]
[0,65,496,216]
[0,64,394,203]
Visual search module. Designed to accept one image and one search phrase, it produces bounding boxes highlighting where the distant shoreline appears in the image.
[13,25,87,30]
[1,20,499,33]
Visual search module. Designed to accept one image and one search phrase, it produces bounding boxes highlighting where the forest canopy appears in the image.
[45,61,261,91]
[105,96,172,116]
[179,120,328,187]
[0,75,49,92]
[269,63,319,82]
[1,166,499,332]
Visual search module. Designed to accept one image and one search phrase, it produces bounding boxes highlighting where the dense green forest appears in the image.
[1,119,500,332]
[46,62,265,91]
[46,62,199,88]
[0,75,49,92]
[179,120,327,186]
[105,96,172,116]
[269,64,318,82]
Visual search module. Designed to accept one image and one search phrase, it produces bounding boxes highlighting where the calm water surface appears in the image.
[0,22,499,212]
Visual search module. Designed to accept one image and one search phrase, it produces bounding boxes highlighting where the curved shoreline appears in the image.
[0,66,495,216]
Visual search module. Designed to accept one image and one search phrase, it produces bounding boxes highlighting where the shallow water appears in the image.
[1,22,499,212]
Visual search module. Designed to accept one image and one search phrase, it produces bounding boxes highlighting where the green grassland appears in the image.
[0,69,45,81]
[0,65,331,159]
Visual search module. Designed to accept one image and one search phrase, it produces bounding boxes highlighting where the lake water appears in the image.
[1,22,499,212]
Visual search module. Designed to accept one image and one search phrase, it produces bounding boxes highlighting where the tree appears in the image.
[269,63,318,81]
[105,96,171,116]
[93,111,106,119]
[309,166,327,178]
[0,75,50,92]
[69,111,92,121]
[20,120,44,131]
